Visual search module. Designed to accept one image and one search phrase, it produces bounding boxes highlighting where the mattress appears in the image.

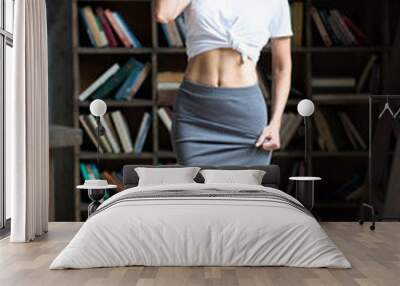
[50,183,351,269]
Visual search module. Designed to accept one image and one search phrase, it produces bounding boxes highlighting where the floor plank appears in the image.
[0,222,399,286]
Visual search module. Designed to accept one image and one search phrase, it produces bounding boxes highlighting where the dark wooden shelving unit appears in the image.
[71,0,394,221]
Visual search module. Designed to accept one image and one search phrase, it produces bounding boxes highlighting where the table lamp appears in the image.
[89,99,107,165]
[297,99,315,175]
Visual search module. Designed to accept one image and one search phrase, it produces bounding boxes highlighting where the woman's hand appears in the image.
[255,123,281,151]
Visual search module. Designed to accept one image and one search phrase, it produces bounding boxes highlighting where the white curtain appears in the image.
[7,0,49,242]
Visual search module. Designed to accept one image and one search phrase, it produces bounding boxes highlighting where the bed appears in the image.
[50,165,351,269]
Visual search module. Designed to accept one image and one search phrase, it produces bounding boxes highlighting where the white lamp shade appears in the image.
[90,99,107,116]
[297,99,315,117]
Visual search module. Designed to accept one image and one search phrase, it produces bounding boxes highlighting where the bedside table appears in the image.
[77,181,117,217]
[289,176,322,210]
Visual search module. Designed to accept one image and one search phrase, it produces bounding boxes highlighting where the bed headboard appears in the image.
[123,165,280,189]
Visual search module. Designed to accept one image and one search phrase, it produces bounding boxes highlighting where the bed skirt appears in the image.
[171,79,271,166]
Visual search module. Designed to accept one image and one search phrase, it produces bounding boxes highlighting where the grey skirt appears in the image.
[171,79,272,166]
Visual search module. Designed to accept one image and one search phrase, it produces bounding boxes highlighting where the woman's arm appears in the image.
[154,0,191,23]
[256,37,292,151]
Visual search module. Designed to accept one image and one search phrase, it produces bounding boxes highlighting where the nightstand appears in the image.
[289,176,322,210]
[77,180,117,216]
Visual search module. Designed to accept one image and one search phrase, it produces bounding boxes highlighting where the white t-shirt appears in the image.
[183,0,293,64]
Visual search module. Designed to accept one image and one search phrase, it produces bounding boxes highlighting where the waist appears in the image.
[184,48,258,88]
[179,78,262,98]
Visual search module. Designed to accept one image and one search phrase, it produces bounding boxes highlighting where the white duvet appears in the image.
[50,183,351,269]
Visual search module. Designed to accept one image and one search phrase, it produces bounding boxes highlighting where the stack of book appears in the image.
[80,6,142,48]
[159,13,186,47]
[310,6,369,46]
[312,77,356,93]
[79,111,152,155]
[79,57,151,102]
[280,112,303,150]
[290,1,304,47]
[79,163,124,193]
[313,109,367,152]
[156,71,184,105]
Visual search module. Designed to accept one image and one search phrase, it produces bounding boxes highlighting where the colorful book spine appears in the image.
[160,23,172,46]
[82,6,107,47]
[100,115,121,153]
[134,112,151,154]
[114,58,145,101]
[80,163,90,180]
[310,6,332,47]
[79,8,96,46]
[126,62,151,99]
[112,12,142,48]
[79,63,120,101]
[79,115,104,153]
[104,9,131,48]
[86,114,113,153]
[93,57,136,100]
[96,7,118,48]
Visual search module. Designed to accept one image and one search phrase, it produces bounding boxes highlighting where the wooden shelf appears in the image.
[79,99,153,107]
[312,151,368,157]
[80,152,154,160]
[312,94,370,104]
[76,47,153,55]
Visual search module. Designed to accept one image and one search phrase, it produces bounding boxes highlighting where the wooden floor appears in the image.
[0,222,399,286]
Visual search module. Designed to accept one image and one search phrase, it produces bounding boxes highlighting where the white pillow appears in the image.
[135,167,201,186]
[200,169,266,185]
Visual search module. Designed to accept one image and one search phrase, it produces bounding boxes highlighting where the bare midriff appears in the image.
[183,48,259,88]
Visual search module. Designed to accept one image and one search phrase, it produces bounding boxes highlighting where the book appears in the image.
[111,111,134,153]
[175,14,186,44]
[169,22,184,47]
[104,9,131,48]
[79,8,96,46]
[100,115,121,153]
[101,171,123,192]
[312,77,355,93]
[104,113,121,149]
[356,55,377,93]
[318,9,341,46]
[79,115,104,153]
[85,163,98,179]
[115,61,151,101]
[157,71,185,83]
[80,163,91,180]
[310,6,332,47]
[93,57,137,100]
[327,13,348,45]
[322,109,352,151]
[112,12,142,48]
[330,10,357,45]
[338,112,367,150]
[313,110,337,151]
[87,114,113,153]
[339,112,359,150]
[90,163,101,179]
[126,62,151,99]
[342,16,369,45]
[82,6,107,48]
[79,63,120,101]
[134,112,152,155]
[96,7,118,48]
[281,113,302,150]
[160,23,173,46]
[114,58,145,101]
[158,107,172,133]
[94,10,108,47]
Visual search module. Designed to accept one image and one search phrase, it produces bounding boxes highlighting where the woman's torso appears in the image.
[182,0,281,88]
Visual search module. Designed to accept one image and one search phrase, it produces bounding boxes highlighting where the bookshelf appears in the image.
[71,0,394,221]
